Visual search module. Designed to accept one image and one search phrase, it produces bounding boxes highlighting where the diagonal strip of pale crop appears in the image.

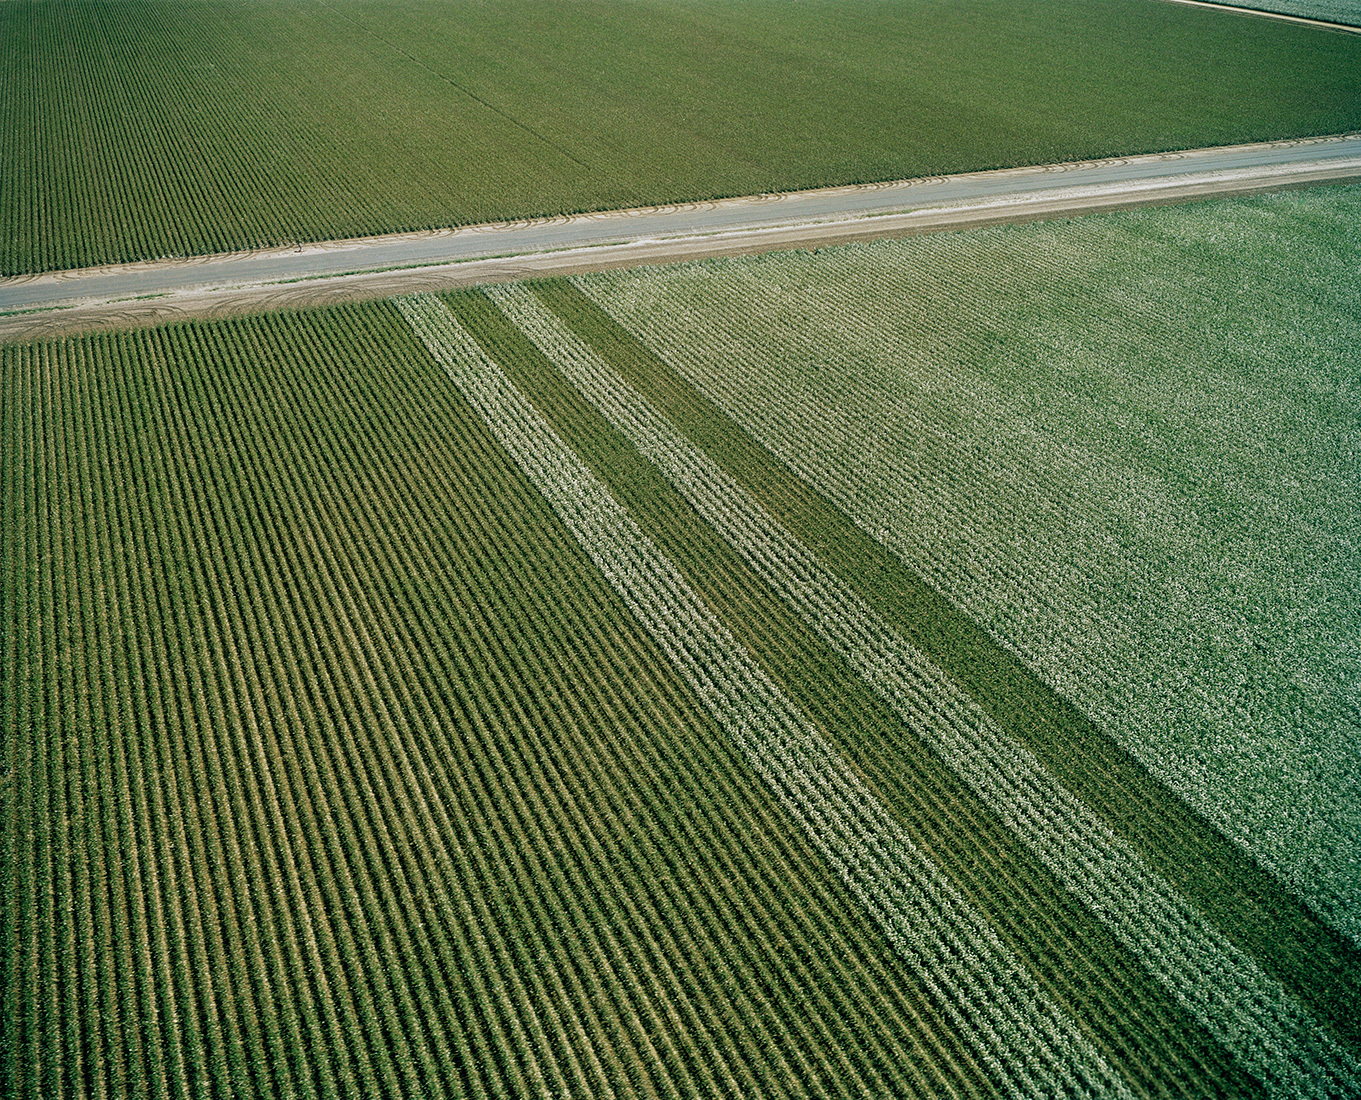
[488,280,1361,1099]
[397,291,1131,1100]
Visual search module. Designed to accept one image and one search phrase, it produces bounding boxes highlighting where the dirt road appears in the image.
[2,133,1358,341]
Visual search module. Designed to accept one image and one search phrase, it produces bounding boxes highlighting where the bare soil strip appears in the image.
[2,135,1358,342]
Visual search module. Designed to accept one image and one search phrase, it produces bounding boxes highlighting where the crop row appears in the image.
[571,227,1361,1041]
[488,277,1312,1098]
[484,281,1358,1098]
[0,0,591,274]
[443,280,1293,1098]
[399,292,1126,1099]
[1,0,326,271]
[6,301,1082,1098]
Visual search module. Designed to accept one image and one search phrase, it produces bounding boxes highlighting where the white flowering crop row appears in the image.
[398,292,1129,1100]
[488,281,1361,1098]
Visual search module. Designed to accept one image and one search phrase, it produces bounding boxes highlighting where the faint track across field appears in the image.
[1,133,1359,341]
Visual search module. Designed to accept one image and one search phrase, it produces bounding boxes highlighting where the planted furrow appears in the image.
[75,333,243,1100]
[155,319,443,1100]
[382,309,935,1099]
[8,0,1361,273]
[360,306,954,1099]
[577,245,1361,1050]
[103,328,324,1100]
[14,215,1346,1100]
[156,310,668,1098]
[74,336,159,1100]
[399,291,1130,1100]
[424,289,1050,1100]
[2,346,27,1092]
[13,342,53,1099]
[104,329,295,1100]
[100,333,276,1100]
[454,284,1269,1099]
[185,319,468,1100]
[51,337,122,1100]
[364,321,814,1098]
[143,303,876,1100]
[250,307,745,1100]
[359,304,969,1094]
[34,343,69,1099]
[91,338,213,1100]
[569,262,1361,1052]
[141,324,400,1100]
[496,280,1356,1098]
[223,318,585,1100]
[41,341,86,1099]
[57,341,112,1100]
[29,330,266,1100]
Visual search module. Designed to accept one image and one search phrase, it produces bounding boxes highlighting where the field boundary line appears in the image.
[2,135,1360,341]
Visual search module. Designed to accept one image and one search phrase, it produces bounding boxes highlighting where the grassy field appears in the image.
[4,185,1360,1097]
[3,0,1361,274]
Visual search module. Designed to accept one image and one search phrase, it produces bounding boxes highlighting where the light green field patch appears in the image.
[579,183,1361,945]
[484,280,1356,1094]
[1197,0,1361,26]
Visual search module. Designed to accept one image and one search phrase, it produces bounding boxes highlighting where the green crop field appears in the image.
[580,185,1361,949]
[3,0,1361,274]
[4,184,1359,1097]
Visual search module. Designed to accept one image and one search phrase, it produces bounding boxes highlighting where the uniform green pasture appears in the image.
[3,0,1361,273]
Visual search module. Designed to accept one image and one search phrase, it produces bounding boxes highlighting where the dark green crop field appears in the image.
[3,0,1361,273]
[4,304,998,1099]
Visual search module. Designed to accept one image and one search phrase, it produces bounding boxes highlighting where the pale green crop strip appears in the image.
[397,292,1129,1100]
[574,240,1361,948]
[490,281,1361,1098]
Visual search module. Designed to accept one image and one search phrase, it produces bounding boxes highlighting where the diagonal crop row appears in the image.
[7,299,1078,1098]
[138,310,789,1099]
[286,302,1024,1099]
[489,280,1359,1099]
[399,291,1132,1100]
[561,264,1361,1052]
[447,283,1278,1098]
[281,302,995,1098]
